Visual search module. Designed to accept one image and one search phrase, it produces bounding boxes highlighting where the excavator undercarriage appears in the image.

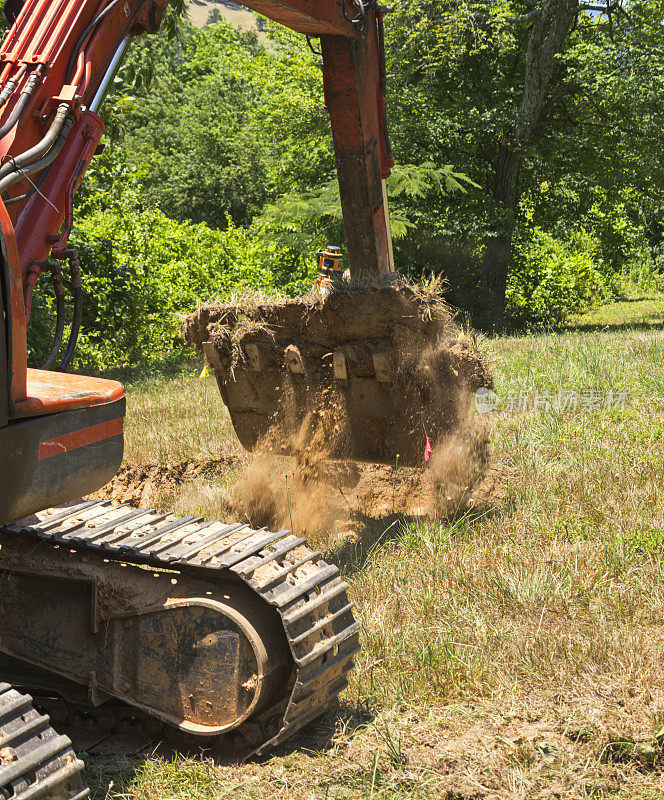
[0,499,359,756]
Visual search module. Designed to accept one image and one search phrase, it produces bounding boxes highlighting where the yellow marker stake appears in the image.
[199,365,210,380]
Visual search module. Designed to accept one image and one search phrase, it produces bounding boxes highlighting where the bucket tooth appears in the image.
[202,341,224,372]
[372,351,391,383]
[284,345,306,375]
[244,343,262,372]
[332,350,348,381]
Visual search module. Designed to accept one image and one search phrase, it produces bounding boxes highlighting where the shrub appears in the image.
[505,226,611,329]
[27,190,315,373]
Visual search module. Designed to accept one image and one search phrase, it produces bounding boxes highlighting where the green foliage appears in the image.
[29,183,314,372]
[506,225,611,329]
[523,181,653,276]
[99,19,332,230]
[382,0,664,320]
[259,163,478,258]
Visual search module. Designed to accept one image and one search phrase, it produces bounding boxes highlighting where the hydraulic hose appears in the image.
[0,103,70,184]
[66,0,125,84]
[2,162,50,205]
[0,70,42,142]
[0,76,20,110]
[58,249,82,372]
[40,261,65,370]
[0,113,73,196]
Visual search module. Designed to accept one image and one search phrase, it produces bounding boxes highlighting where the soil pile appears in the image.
[95,458,237,507]
[183,280,492,467]
[95,450,510,538]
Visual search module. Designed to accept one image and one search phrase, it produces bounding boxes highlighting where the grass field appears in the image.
[87,295,664,799]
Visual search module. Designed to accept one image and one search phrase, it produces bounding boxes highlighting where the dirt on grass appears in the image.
[95,447,511,542]
[95,458,238,508]
[225,427,506,538]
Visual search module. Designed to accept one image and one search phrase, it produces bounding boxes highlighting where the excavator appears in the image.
[0,0,400,796]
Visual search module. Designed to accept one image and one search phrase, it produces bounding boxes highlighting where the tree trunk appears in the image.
[479,0,579,330]
[480,144,522,330]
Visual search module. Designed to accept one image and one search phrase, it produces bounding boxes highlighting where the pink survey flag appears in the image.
[424,436,432,462]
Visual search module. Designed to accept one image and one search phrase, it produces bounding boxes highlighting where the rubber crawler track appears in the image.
[0,683,88,800]
[4,500,360,756]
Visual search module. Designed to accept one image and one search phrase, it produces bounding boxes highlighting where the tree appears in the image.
[81,0,664,331]
[99,20,333,230]
[481,0,578,329]
[388,0,664,328]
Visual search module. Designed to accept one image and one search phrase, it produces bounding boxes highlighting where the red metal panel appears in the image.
[0,200,27,402]
[38,417,124,459]
[14,110,104,317]
[17,368,125,417]
[239,0,360,36]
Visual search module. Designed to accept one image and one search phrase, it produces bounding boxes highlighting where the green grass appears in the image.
[122,367,242,464]
[567,293,664,330]
[86,294,664,799]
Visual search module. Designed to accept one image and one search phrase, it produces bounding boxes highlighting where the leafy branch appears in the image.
[260,163,478,244]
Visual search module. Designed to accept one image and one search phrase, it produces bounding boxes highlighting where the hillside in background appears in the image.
[186,0,257,29]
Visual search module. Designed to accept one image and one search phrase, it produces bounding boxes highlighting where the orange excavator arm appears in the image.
[0,0,176,407]
[0,0,393,405]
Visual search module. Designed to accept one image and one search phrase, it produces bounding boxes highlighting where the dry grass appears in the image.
[87,300,664,799]
[121,370,244,465]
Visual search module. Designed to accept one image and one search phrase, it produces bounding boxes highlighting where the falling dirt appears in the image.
[225,426,509,538]
[183,279,492,467]
[99,280,502,538]
[95,447,511,543]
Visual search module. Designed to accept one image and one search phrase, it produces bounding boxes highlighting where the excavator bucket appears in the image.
[184,282,491,468]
